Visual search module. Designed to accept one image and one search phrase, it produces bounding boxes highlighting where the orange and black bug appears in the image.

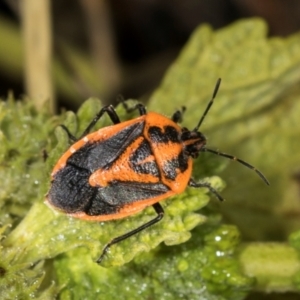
[46,79,269,263]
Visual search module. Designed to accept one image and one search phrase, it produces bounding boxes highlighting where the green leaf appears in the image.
[239,242,300,292]
[54,225,251,300]
[0,97,59,226]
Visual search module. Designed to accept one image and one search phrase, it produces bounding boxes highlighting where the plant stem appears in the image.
[22,0,54,112]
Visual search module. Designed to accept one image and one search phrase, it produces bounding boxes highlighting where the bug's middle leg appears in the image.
[121,101,147,116]
[79,105,122,139]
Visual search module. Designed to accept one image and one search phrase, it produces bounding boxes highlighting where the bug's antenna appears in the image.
[194,78,222,132]
[202,148,270,185]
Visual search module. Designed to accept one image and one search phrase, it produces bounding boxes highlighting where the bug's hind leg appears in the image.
[97,202,164,264]
[60,125,77,143]
[60,105,122,142]
[172,106,186,123]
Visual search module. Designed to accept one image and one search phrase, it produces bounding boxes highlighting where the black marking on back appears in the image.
[129,139,160,177]
[84,181,170,216]
[148,125,180,144]
[48,164,97,213]
[162,151,189,180]
[67,121,145,172]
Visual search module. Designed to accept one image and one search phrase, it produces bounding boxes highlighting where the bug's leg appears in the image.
[97,202,164,264]
[121,101,147,116]
[188,178,224,202]
[171,106,186,123]
[59,125,77,142]
[79,105,121,139]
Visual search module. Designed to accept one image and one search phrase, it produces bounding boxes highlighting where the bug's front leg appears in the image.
[188,178,224,202]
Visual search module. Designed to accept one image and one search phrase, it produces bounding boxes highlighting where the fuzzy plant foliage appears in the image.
[1,18,300,299]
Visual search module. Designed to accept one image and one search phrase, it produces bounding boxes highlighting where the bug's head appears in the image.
[181,128,206,158]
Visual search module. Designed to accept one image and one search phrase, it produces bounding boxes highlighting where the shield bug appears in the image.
[46,79,269,263]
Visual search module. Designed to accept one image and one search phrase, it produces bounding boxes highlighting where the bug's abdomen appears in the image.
[46,164,97,213]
